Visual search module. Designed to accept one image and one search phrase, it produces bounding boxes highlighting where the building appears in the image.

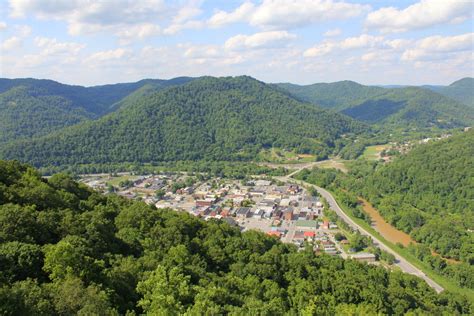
[236,207,251,219]
[295,220,318,230]
[252,209,264,219]
[283,208,294,221]
[351,253,376,263]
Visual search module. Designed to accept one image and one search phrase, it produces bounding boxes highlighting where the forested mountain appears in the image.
[0,77,194,144]
[424,78,474,108]
[0,160,472,315]
[277,80,474,129]
[1,76,368,168]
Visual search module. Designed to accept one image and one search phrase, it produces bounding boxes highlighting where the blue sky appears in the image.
[0,0,473,86]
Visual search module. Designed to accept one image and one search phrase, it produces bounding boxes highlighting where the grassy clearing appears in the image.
[106,175,140,186]
[258,148,315,163]
[362,144,390,160]
[315,159,349,173]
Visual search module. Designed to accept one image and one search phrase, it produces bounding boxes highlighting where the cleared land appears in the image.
[362,144,390,160]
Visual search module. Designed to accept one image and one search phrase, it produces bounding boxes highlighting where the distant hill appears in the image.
[0,77,194,144]
[424,77,474,108]
[276,80,474,129]
[340,87,474,128]
[1,76,368,168]
[275,81,386,111]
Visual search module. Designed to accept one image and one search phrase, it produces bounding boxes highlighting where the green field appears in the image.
[257,148,316,163]
[362,144,390,160]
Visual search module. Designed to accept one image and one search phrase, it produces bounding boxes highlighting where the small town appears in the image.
[81,172,378,264]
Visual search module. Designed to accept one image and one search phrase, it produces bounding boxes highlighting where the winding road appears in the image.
[275,166,444,293]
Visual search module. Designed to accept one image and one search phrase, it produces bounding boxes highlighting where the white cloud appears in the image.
[8,0,172,37]
[0,22,7,31]
[224,31,297,51]
[208,0,370,29]
[85,48,131,63]
[324,28,341,37]
[366,0,473,33]
[1,36,22,50]
[15,24,31,37]
[163,20,204,35]
[208,2,255,27]
[116,23,162,44]
[35,37,85,55]
[402,33,474,61]
[304,34,384,57]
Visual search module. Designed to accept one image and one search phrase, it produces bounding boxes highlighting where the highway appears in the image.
[276,170,444,293]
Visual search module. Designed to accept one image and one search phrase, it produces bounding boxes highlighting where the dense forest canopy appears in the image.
[0,76,368,168]
[0,160,472,315]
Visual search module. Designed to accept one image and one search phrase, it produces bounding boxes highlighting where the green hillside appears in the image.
[0,77,194,144]
[0,86,93,144]
[425,78,474,108]
[277,81,474,129]
[0,76,368,168]
[0,160,471,314]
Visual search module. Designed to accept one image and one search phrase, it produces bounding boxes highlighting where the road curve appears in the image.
[279,173,444,293]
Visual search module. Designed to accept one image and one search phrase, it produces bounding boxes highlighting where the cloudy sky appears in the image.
[0,0,473,86]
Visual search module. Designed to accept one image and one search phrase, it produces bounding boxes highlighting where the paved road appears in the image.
[275,169,444,293]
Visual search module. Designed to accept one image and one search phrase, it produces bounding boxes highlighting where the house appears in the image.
[351,253,376,263]
[236,207,252,219]
[304,231,315,238]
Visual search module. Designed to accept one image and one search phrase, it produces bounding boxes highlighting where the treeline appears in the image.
[1,76,368,168]
[1,160,472,314]
[38,161,288,179]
